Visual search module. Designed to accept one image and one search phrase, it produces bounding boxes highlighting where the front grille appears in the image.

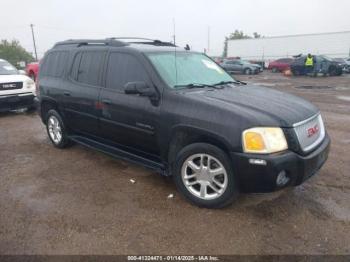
[0,82,23,91]
[293,114,325,153]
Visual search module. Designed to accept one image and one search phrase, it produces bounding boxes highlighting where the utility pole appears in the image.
[30,24,38,61]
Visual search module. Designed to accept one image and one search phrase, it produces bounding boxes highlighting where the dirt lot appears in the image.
[0,72,349,255]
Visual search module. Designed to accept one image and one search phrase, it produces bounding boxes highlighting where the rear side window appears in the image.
[71,51,106,86]
[106,53,149,90]
[41,51,68,77]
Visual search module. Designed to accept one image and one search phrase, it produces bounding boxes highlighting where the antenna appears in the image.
[172,18,178,86]
[172,18,176,45]
[207,26,210,54]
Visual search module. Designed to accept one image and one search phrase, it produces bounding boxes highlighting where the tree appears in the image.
[253,32,261,39]
[222,30,262,57]
[0,39,35,67]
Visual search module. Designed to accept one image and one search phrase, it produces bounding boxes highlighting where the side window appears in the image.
[76,51,105,86]
[70,52,82,80]
[106,53,149,90]
[41,51,68,77]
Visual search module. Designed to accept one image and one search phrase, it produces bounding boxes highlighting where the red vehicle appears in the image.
[26,62,39,80]
[268,58,294,72]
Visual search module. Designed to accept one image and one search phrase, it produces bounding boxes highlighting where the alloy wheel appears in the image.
[48,115,62,144]
[181,153,228,200]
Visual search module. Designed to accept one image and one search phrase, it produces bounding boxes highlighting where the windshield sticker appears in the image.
[202,59,224,74]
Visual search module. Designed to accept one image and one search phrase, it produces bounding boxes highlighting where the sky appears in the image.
[1,0,350,58]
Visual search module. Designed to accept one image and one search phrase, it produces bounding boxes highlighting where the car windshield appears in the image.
[146,52,235,89]
[0,60,18,75]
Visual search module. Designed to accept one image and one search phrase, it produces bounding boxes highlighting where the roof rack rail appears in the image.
[54,37,177,48]
[107,37,177,47]
[54,39,127,47]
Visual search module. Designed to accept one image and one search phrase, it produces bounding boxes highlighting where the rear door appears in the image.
[99,51,160,155]
[63,49,106,136]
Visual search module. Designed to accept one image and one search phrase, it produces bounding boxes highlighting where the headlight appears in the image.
[242,127,288,154]
[25,79,35,89]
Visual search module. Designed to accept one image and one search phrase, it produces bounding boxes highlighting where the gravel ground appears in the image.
[0,72,349,255]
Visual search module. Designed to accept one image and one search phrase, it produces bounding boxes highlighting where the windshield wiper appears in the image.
[174,83,224,89]
[214,80,247,86]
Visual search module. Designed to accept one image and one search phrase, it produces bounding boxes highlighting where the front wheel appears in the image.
[173,143,238,208]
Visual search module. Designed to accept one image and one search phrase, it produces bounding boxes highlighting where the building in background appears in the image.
[227,31,350,61]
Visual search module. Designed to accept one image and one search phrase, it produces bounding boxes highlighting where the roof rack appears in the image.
[107,37,177,47]
[54,39,127,48]
[54,37,177,48]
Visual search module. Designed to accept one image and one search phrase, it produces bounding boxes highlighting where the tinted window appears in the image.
[70,53,82,80]
[106,53,149,90]
[41,51,68,77]
[76,51,105,86]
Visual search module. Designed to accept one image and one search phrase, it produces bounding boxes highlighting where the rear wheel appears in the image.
[173,143,238,208]
[244,68,252,75]
[46,109,72,148]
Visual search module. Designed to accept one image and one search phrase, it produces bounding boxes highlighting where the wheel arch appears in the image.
[40,97,60,124]
[166,125,233,170]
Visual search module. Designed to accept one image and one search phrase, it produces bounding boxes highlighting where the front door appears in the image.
[99,52,160,155]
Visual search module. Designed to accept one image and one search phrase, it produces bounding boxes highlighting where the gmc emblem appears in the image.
[1,83,16,89]
[307,124,319,137]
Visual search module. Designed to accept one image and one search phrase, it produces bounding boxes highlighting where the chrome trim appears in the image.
[293,113,319,127]
[0,92,33,98]
[294,114,325,153]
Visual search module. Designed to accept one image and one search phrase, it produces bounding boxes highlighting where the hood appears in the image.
[0,74,31,84]
[182,84,319,127]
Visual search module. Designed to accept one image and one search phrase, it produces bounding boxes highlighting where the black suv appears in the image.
[38,38,330,208]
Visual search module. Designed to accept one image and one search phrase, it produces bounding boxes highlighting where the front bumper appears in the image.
[230,133,330,193]
[0,93,36,112]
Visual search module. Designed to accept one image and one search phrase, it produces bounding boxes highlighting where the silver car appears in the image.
[220,59,262,75]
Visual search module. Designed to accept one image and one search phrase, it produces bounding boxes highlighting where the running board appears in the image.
[69,135,167,175]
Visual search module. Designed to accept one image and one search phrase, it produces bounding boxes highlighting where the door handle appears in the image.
[102,99,111,105]
[63,91,71,96]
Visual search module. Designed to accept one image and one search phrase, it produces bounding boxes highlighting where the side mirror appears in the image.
[124,81,157,98]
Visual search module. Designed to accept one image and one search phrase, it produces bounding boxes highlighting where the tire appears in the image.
[172,143,238,208]
[45,109,72,148]
[272,67,278,73]
[244,68,251,75]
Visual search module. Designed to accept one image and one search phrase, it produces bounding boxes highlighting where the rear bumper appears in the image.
[230,133,330,193]
[0,93,36,112]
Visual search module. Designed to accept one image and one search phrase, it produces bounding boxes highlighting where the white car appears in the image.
[0,59,36,112]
